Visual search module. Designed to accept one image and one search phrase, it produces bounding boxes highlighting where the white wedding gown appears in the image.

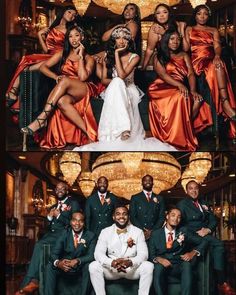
[73,54,177,151]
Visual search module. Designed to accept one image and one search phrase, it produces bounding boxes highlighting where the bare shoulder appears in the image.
[127,21,138,29]
[186,26,192,33]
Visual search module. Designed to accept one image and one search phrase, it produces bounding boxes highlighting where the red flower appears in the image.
[127,237,136,248]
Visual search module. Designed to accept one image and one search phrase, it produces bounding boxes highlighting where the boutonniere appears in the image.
[61,204,71,211]
[79,238,87,247]
[202,204,209,211]
[105,197,111,205]
[153,197,158,203]
[127,237,136,248]
[176,232,185,245]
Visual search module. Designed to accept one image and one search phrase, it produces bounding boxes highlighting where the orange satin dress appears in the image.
[189,27,236,138]
[39,59,98,149]
[148,56,198,151]
[7,27,65,111]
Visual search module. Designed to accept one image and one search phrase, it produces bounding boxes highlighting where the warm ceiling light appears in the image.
[189,152,212,183]
[18,155,26,160]
[188,0,207,8]
[78,172,95,197]
[72,0,90,16]
[93,0,181,19]
[120,152,143,175]
[229,173,235,177]
[181,167,196,192]
[92,152,181,199]
[59,152,81,186]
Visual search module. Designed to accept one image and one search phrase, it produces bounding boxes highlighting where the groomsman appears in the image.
[177,180,236,295]
[15,182,81,295]
[89,205,154,295]
[44,212,96,295]
[149,207,208,295]
[130,174,165,240]
[85,176,119,237]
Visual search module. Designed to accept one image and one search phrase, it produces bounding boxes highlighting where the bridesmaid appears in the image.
[182,4,236,141]
[6,5,77,111]
[148,29,201,151]
[21,24,98,150]
[142,3,186,70]
[94,3,141,78]
[101,3,141,56]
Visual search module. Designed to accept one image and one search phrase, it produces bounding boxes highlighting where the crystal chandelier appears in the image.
[188,0,207,8]
[78,172,95,197]
[72,0,91,16]
[93,0,181,19]
[92,152,181,199]
[181,152,212,192]
[181,167,197,193]
[120,152,143,175]
[189,152,212,183]
[59,152,81,186]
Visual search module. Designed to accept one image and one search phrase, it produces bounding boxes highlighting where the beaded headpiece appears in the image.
[111,27,132,41]
[196,4,211,16]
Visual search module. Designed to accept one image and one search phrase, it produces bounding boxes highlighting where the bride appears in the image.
[74,27,176,151]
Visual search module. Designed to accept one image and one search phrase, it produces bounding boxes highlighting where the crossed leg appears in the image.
[25,76,88,134]
[215,64,236,119]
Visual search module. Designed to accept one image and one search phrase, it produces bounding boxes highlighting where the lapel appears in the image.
[186,198,203,215]
[110,225,124,256]
[74,230,88,257]
[98,192,112,212]
[171,228,184,251]
[95,193,102,208]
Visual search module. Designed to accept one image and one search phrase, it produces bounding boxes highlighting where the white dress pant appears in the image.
[89,260,153,295]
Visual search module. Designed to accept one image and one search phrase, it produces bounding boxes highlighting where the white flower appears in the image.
[202,205,209,211]
[61,204,71,211]
[153,197,158,203]
[79,238,87,247]
[176,232,185,244]
[105,198,111,205]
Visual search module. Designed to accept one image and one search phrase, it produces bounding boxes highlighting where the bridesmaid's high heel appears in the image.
[20,102,55,151]
[21,126,34,151]
[6,87,18,108]
[220,93,236,122]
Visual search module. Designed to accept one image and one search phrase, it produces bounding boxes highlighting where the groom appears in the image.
[89,205,154,295]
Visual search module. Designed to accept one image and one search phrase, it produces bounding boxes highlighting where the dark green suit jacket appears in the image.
[47,195,81,233]
[149,226,208,263]
[177,197,217,232]
[130,192,165,230]
[50,227,96,270]
[85,191,118,236]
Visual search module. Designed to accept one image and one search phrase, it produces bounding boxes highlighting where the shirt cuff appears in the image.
[47,215,53,221]
[56,213,61,219]
[54,259,59,267]
[193,250,201,256]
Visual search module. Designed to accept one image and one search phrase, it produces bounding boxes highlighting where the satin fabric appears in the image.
[7,28,65,111]
[148,56,198,151]
[40,59,98,149]
[190,28,236,138]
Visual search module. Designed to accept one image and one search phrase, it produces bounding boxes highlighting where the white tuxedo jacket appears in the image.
[94,223,148,269]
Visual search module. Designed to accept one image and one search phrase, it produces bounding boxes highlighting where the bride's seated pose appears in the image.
[74,26,176,151]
